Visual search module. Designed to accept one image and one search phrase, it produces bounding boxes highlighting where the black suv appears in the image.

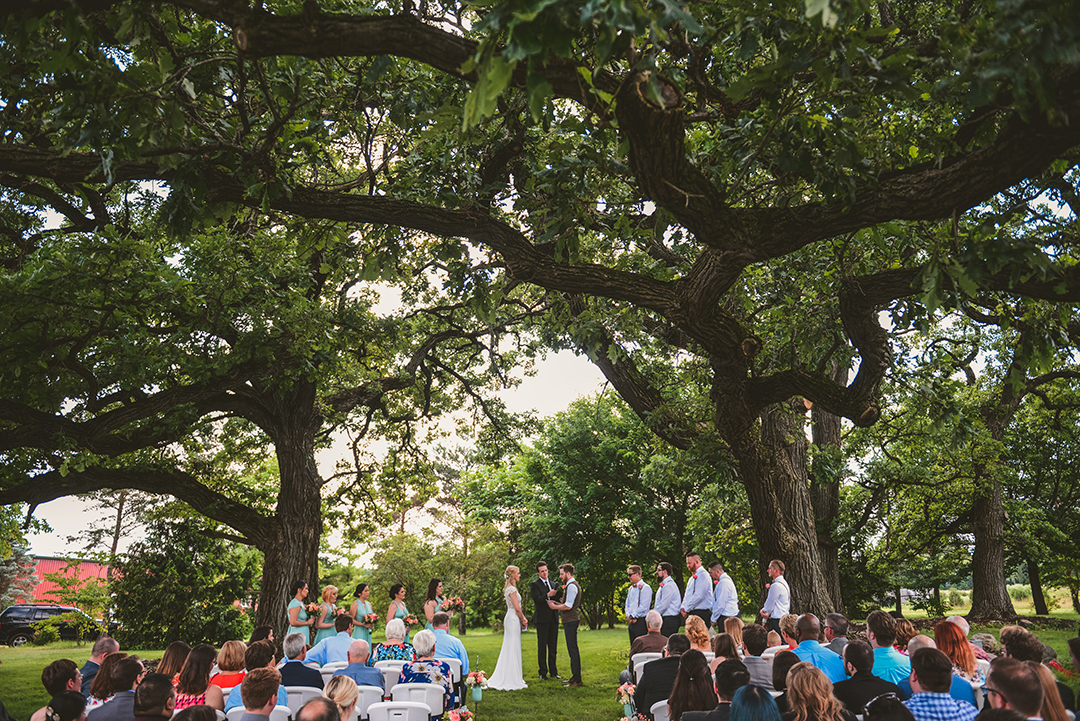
[0,604,108,646]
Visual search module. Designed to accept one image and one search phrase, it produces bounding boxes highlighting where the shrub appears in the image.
[30,621,60,646]
[947,589,963,608]
[1008,585,1031,601]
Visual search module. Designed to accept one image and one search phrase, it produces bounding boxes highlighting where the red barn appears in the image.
[28,556,111,603]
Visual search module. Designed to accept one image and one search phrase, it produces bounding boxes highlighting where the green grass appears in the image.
[0,641,120,721]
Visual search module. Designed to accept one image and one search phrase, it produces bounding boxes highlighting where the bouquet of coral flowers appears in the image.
[447,710,474,721]
[362,613,379,627]
[403,614,421,628]
[440,596,466,612]
[616,683,636,705]
[464,671,488,689]
[333,607,349,617]
[304,602,321,615]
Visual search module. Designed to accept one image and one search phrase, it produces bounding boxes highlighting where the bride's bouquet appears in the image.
[403,614,421,629]
[440,596,466,612]
[615,683,636,705]
[464,670,488,689]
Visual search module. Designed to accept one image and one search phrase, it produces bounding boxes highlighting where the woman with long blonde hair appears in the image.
[786,662,856,721]
[724,616,744,649]
[487,565,527,690]
[1030,661,1069,721]
[323,676,359,721]
[685,614,711,654]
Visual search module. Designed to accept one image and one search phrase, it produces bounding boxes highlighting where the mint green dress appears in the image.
[424,596,445,631]
[312,601,336,644]
[287,598,310,640]
[394,601,410,643]
[351,600,373,643]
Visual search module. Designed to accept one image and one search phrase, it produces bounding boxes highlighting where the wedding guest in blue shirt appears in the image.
[305,614,355,666]
[332,640,384,691]
[430,612,469,675]
[791,614,847,683]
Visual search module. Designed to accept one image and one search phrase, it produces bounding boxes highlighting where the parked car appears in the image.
[0,604,114,646]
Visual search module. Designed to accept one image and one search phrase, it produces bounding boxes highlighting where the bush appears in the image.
[30,621,59,646]
[1008,585,1031,601]
[947,589,963,608]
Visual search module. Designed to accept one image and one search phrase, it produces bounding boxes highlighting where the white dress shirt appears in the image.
[681,566,712,613]
[711,572,739,621]
[761,575,790,618]
[624,580,652,619]
[653,576,681,616]
[564,576,579,607]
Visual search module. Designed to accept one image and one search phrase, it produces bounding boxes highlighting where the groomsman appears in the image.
[680,552,712,626]
[709,560,739,629]
[759,559,790,634]
[624,565,653,644]
[654,562,682,637]
[530,561,561,680]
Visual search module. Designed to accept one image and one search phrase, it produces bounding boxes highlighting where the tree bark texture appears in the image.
[968,466,1016,620]
[1027,557,1048,615]
[811,364,848,612]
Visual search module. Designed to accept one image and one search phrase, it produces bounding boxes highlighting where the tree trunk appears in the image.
[810,363,848,612]
[968,466,1016,620]
[730,399,836,617]
[895,586,902,614]
[1027,557,1048,615]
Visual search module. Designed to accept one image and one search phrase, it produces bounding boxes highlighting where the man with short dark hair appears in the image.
[332,640,384,691]
[81,637,119,697]
[904,648,978,721]
[866,609,911,685]
[635,634,690,721]
[31,659,82,721]
[547,563,583,687]
[791,613,846,683]
[133,673,175,721]
[431,611,469,675]
[625,565,652,644]
[682,660,751,721]
[708,561,739,631]
[1001,626,1075,711]
[530,561,561,681]
[985,657,1045,719]
[759,560,789,634]
[239,667,282,721]
[296,697,339,721]
[824,613,849,654]
[654,562,682,638]
[225,641,287,713]
[279,632,323,688]
[87,656,144,721]
[740,624,774,691]
[305,614,354,666]
[832,640,903,714]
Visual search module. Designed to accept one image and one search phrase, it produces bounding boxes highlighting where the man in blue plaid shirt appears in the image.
[903,648,979,721]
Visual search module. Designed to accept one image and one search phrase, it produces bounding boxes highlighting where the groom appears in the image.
[530,561,561,681]
[547,563,583,687]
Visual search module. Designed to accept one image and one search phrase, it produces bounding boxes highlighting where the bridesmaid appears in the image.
[423,579,446,631]
[386,583,411,642]
[287,580,316,640]
[312,585,339,645]
[350,583,374,643]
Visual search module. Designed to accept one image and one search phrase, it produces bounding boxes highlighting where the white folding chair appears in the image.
[374,661,408,695]
[634,660,650,683]
[391,683,445,718]
[269,706,292,721]
[651,699,670,721]
[971,679,985,710]
[323,661,349,671]
[630,652,663,668]
[226,709,244,721]
[356,686,386,721]
[703,652,715,662]
[284,686,324,713]
[761,646,782,660]
[976,658,990,677]
[437,658,463,707]
[365,701,431,721]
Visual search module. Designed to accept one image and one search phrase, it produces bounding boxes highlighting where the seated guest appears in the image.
[832,641,903,715]
[1030,661,1070,721]
[172,708,216,721]
[896,635,977,705]
[86,654,129,711]
[132,673,175,721]
[82,637,120,697]
[903,648,977,721]
[985,657,1044,719]
[248,626,274,645]
[237,668,281,721]
[783,662,857,721]
[210,641,247,689]
[296,698,338,721]
[321,677,358,721]
[368,619,416,665]
[768,631,783,648]
[155,643,190,686]
[729,685,782,721]
[623,611,668,682]
[709,634,740,675]
[681,658,749,721]
[43,691,88,721]
[174,645,224,710]
[791,614,846,683]
[724,617,744,651]
[824,614,849,655]
[864,694,915,721]
[305,614,354,666]
[279,633,324,689]
[332,640,384,691]
[399,630,454,719]
[667,650,719,721]
[635,634,691,721]
[686,615,713,655]
[945,616,991,662]
[32,660,83,721]
[431,612,469,675]
[865,611,910,686]
[932,621,983,684]
[87,656,145,721]
[780,615,800,650]
[1000,626,1075,711]
[741,624,775,691]
[894,620,916,654]
[771,651,802,715]
[224,642,287,713]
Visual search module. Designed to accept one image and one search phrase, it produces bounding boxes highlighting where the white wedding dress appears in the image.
[487,584,527,690]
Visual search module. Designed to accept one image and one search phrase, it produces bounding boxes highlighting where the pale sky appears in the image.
[25,349,607,557]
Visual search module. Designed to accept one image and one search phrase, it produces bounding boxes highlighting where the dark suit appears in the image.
[530,575,561,679]
[634,656,681,721]
[682,704,731,721]
[832,671,903,714]
[279,659,324,689]
[86,690,135,721]
[80,660,101,696]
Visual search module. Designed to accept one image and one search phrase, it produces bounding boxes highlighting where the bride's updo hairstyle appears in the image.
[503,565,519,587]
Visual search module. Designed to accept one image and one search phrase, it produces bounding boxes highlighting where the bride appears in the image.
[487,564,528,690]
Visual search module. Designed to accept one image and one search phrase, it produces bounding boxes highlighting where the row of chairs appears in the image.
[301,659,464,703]
[222,701,432,721]
[629,652,718,683]
[282,683,446,721]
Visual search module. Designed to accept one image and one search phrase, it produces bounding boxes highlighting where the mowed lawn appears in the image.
[0,627,632,721]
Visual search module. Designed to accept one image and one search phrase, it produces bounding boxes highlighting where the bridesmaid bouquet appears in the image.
[333,608,349,617]
[464,671,488,689]
[403,614,421,628]
[362,613,379,627]
[304,603,321,614]
[440,596,465,612]
[615,683,636,705]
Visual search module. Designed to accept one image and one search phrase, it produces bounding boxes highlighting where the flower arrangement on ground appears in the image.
[464,670,488,689]
[440,596,466,613]
[616,683,636,705]
[447,710,474,721]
